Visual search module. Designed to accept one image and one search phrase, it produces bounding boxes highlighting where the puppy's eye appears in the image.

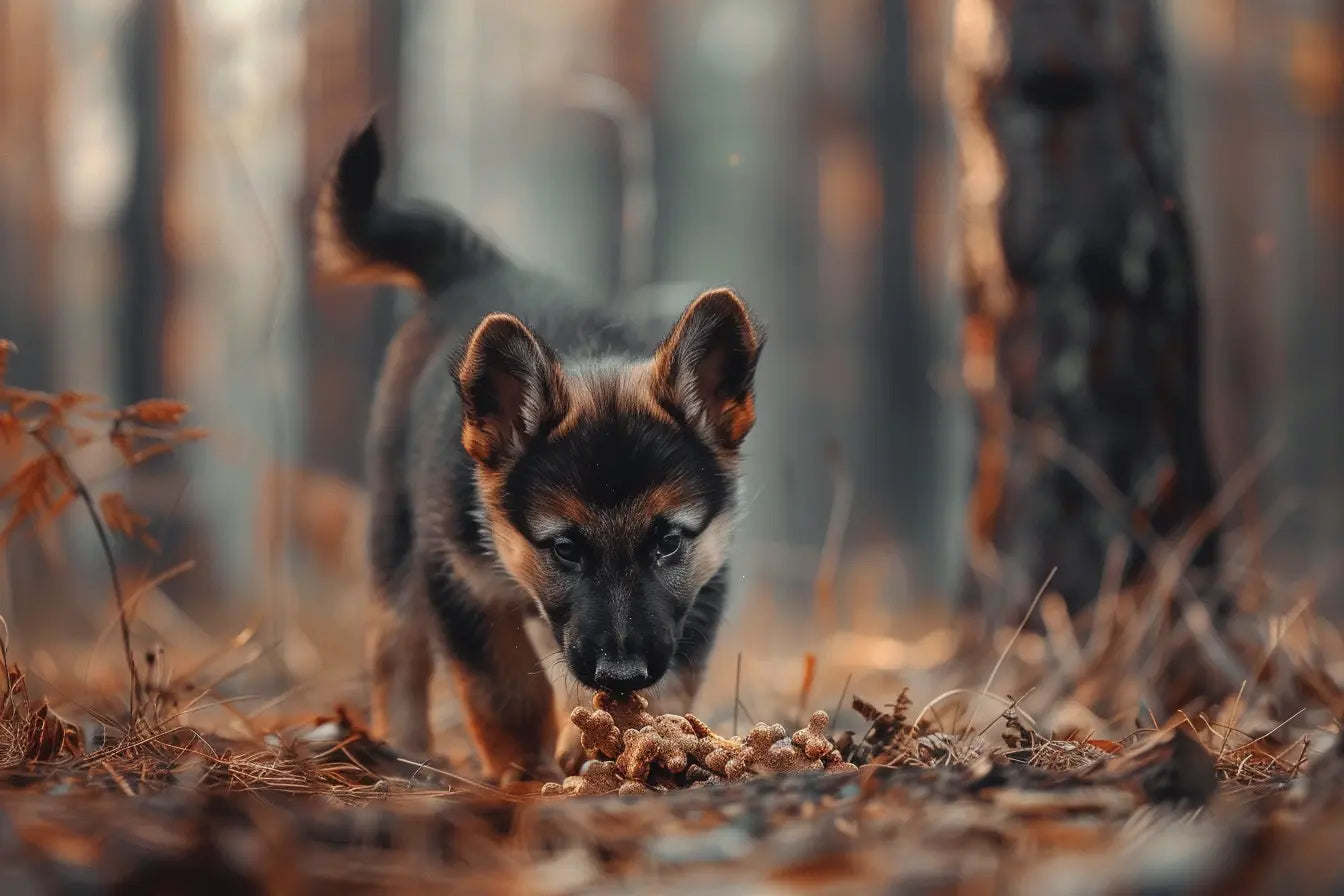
[551,538,583,570]
[655,531,683,562]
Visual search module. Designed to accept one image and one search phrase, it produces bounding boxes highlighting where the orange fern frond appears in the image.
[0,412,20,445]
[0,453,55,504]
[55,391,102,412]
[0,348,197,714]
[0,453,61,545]
[123,399,191,427]
[99,492,161,552]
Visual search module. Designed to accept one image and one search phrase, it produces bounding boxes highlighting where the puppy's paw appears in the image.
[557,744,590,777]
[556,722,590,776]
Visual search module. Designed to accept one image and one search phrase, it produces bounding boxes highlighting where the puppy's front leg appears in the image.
[367,582,434,754]
[425,565,559,783]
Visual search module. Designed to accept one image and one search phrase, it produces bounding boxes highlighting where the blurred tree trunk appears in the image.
[950,0,1221,614]
[650,0,820,605]
[0,0,64,631]
[114,0,202,586]
[810,2,918,616]
[302,0,397,481]
[1277,3,1344,601]
[0,0,58,387]
[1169,2,1344,611]
[155,0,306,625]
[120,0,172,405]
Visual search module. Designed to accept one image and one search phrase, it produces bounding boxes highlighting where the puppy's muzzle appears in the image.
[592,654,652,692]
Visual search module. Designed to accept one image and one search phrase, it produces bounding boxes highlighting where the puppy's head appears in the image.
[455,288,762,693]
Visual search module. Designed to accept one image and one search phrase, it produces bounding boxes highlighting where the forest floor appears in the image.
[2,575,1343,896]
[3,345,1343,893]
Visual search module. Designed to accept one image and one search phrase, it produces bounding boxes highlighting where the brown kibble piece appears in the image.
[750,741,822,775]
[570,706,623,759]
[684,713,715,739]
[743,721,821,775]
[616,728,661,782]
[821,750,859,774]
[593,691,654,731]
[681,713,748,773]
[723,755,750,779]
[791,710,837,760]
[542,760,627,797]
[745,722,789,753]
[553,697,854,793]
[702,733,748,778]
[644,714,700,774]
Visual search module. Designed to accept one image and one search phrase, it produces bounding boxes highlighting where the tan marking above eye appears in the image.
[528,514,572,542]
[637,482,709,525]
[529,489,596,533]
[664,505,709,533]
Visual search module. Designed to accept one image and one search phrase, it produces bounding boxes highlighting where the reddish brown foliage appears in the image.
[0,341,200,548]
[122,398,190,427]
[99,493,161,552]
[0,453,76,544]
[2,664,83,766]
[0,338,202,716]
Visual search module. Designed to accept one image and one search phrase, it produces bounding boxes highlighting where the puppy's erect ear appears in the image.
[653,288,764,449]
[456,314,568,467]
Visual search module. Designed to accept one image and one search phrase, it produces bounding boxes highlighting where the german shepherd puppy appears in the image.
[311,121,763,783]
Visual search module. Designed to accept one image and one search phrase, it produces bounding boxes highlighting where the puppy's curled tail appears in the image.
[312,118,502,295]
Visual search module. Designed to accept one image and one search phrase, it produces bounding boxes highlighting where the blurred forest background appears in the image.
[0,0,1341,684]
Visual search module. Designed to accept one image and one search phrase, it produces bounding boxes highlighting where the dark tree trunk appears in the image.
[0,0,58,388]
[301,0,399,480]
[119,0,174,405]
[0,0,64,629]
[951,0,1222,614]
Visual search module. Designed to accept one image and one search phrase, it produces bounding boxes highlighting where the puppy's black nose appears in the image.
[592,655,651,692]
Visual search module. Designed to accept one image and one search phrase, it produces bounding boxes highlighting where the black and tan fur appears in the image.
[312,121,763,783]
